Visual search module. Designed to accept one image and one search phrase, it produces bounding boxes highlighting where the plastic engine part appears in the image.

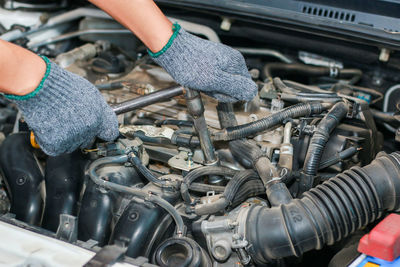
[358,213,400,262]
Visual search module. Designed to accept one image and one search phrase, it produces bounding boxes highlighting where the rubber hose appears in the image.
[319,146,358,170]
[231,180,265,207]
[280,93,341,104]
[217,102,291,206]
[195,178,266,215]
[216,102,238,128]
[194,198,228,215]
[265,181,293,206]
[216,103,263,169]
[155,119,194,127]
[224,170,259,203]
[264,63,362,84]
[282,79,333,94]
[194,102,271,210]
[194,170,259,215]
[96,82,124,91]
[129,153,168,186]
[340,68,363,84]
[264,63,331,79]
[181,166,238,205]
[172,134,201,148]
[131,131,172,145]
[189,183,225,193]
[254,156,279,184]
[273,77,298,94]
[274,77,340,101]
[214,102,326,141]
[175,128,196,135]
[217,102,278,180]
[88,155,186,236]
[244,151,400,264]
[303,102,349,177]
[229,139,264,169]
[370,109,398,126]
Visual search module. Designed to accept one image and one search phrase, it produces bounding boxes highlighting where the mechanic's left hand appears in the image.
[6,56,119,156]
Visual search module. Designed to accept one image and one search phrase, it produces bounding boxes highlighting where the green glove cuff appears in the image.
[148,23,181,58]
[5,55,51,101]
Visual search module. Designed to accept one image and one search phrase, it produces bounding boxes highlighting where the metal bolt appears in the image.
[187,151,193,167]
[16,176,27,185]
[128,211,139,221]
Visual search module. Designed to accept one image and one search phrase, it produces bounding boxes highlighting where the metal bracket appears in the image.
[168,149,202,171]
[56,214,78,243]
[83,245,127,267]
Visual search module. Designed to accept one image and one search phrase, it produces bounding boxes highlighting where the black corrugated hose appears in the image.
[194,170,259,215]
[180,166,238,205]
[230,180,265,207]
[216,102,263,169]
[213,102,327,141]
[303,101,349,176]
[300,102,349,192]
[217,102,293,207]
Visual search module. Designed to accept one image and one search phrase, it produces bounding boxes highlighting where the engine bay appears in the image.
[1,1,400,266]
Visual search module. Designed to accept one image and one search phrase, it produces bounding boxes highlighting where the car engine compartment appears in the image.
[1,1,400,266]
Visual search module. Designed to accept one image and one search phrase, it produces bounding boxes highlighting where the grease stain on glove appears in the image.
[149,23,258,102]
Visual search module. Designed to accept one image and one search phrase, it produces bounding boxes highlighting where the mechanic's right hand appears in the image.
[149,23,258,103]
[5,56,119,156]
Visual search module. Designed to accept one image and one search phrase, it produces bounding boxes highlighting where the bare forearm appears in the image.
[0,40,46,95]
[88,0,173,52]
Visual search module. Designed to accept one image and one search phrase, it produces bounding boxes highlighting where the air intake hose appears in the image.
[244,152,400,264]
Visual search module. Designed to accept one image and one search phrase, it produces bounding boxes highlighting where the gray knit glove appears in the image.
[149,24,257,102]
[5,56,119,156]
